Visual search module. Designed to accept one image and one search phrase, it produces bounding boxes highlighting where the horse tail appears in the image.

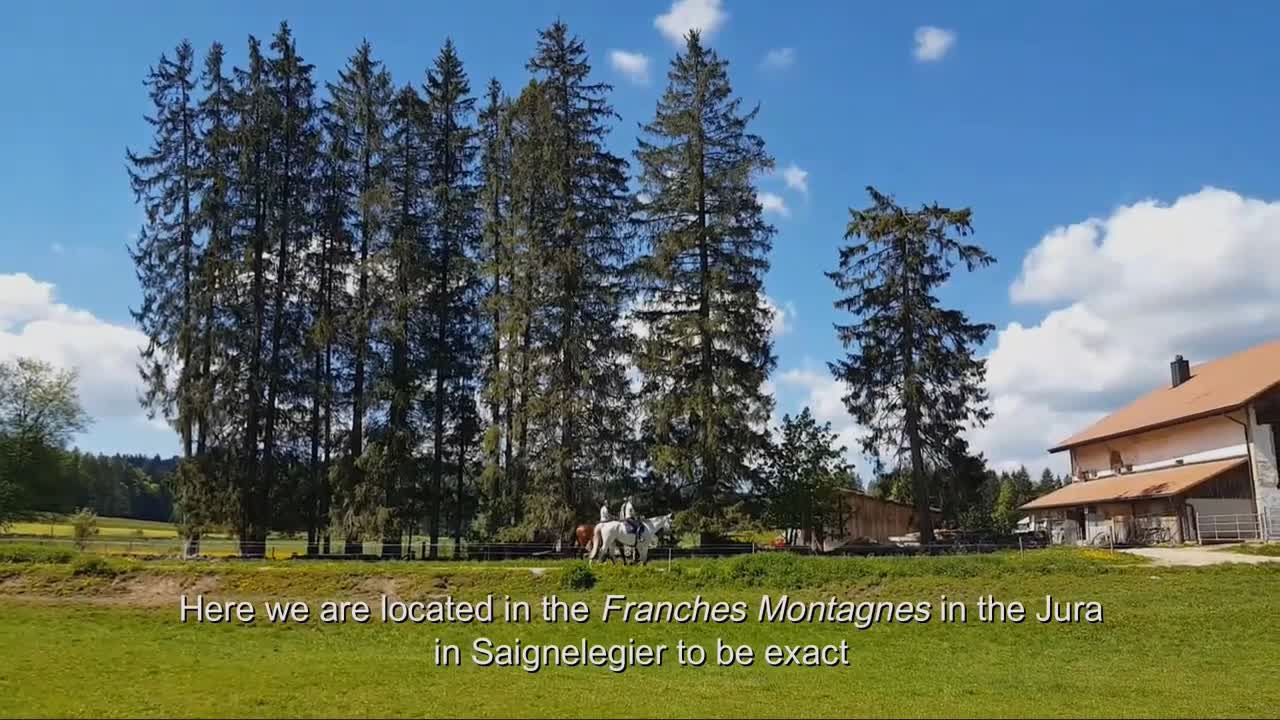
[587,525,602,563]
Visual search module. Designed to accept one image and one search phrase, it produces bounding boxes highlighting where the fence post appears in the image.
[1018,536,1023,554]
[667,547,672,571]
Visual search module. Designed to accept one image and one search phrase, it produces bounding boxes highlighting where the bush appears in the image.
[71,555,118,577]
[70,508,99,550]
[0,543,77,564]
[559,562,596,591]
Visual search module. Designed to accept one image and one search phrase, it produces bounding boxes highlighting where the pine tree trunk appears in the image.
[307,340,323,557]
[384,258,409,560]
[503,251,518,520]
[262,93,295,562]
[241,174,268,559]
[694,102,714,507]
[429,306,448,558]
[454,414,468,558]
[347,148,373,557]
[902,282,934,545]
[488,227,503,506]
[514,279,533,520]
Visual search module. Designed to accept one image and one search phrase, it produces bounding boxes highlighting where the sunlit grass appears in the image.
[0,550,1276,717]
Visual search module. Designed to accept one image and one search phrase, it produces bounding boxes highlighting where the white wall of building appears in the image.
[1071,412,1248,477]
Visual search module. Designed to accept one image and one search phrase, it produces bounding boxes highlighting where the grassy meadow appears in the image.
[1,548,1278,717]
[1,514,456,558]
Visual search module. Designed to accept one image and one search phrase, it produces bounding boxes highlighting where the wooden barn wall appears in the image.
[840,494,920,542]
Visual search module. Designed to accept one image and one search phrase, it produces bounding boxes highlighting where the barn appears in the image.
[800,490,943,549]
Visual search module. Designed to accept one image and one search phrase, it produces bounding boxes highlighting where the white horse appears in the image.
[587,513,672,565]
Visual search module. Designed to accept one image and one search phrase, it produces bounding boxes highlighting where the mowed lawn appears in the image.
[7,514,182,539]
[2,515,455,558]
[1,551,1278,718]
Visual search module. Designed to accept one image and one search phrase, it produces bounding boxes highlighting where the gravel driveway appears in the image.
[1122,545,1280,566]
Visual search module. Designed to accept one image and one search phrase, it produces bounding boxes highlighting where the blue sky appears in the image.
[5,0,1280,472]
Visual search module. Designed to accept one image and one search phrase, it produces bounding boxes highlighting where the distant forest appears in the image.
[19,451,178,523]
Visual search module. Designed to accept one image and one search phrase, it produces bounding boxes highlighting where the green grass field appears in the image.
[7,515,182,539]
[1,549,1278,718]
[2,514,459,558]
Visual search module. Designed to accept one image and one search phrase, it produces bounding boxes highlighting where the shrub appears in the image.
[559,562,596,591]
[0,543,77,564]
[71,555,118,577]
[70,508,99,550]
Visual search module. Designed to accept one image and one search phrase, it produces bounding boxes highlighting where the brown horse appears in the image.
[573,524,595,555]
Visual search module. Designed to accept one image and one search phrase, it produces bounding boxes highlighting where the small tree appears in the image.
[71,507,99,550]
[991,477,1019,534]
[764,407,853,548]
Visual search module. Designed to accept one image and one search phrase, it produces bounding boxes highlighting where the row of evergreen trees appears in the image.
[868,464,1067,535]
[127,21,777,556]
[19,451,178,522]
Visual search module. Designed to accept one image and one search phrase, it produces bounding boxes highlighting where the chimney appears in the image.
[1170,355,1191,388]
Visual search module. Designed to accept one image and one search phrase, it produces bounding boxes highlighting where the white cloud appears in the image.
[757,191,790,217]
[762,296,797,337]
[609,49,651,85]
[655,0,728,45]
[0,273,148,429]
[913,26,956,62]
[761,47,795,70]
[780,163,809,194]
[972,187,1280,473]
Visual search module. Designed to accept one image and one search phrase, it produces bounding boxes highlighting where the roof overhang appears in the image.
[1019,457,1247,511]
[1046,405,1246,454]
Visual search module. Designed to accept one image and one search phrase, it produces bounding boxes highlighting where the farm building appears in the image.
[799,491,942,550]
[1022,339,1280,544]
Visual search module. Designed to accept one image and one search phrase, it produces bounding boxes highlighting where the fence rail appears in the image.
[0,535,1051,561]
[1196,513,1262,543]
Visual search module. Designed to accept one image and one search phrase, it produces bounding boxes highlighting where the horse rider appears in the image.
[599,501,613,524]
[621,495,642,539]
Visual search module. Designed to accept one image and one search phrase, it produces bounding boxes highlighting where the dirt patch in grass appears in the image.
[111,574,219,607]
[356,576,401,602]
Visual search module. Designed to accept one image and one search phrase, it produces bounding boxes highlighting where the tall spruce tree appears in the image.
[173,41,238,557]
[127,40,202,463]
[261,22,319,553]
[476,78,511,527]
[421,40,479,556]
[497,80,556,531]
[524,21,632,530]
[325,41,393,554]
[304,119,354,554]
[379,82,428,558]
[227,36,278,556]
[632,31,776,513]
[827,187,995,544]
